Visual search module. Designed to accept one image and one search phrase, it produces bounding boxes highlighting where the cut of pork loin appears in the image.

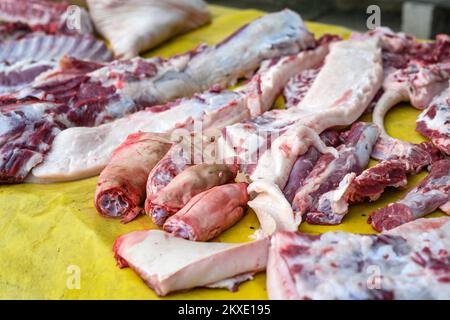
[416,85,450,156]
[87,0,211,58]
[0,34,113,94]
[12,9,316,184]
[114,230,269,296]
[94,132,172,223]
[369,159,450,232]
[291,122,379,225]
[0,0,93,35]
[163,183,248,241]
[267,217,450,300]
[147,163,237,225]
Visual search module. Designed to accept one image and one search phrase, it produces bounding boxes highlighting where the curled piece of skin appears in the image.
[146,163,237,225]
[114,230,269,296]
[94,132,171,223]
[247,180,301,239]
[163,183,248,241]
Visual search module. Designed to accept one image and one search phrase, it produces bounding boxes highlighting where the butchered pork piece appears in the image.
[163,183,248,241]
[267,217,450,300]
[291,122,380,225]
[87,0,211,58]
[114,230,269,296]
[369,159,450,232]
[20,9,316,184]
[146,164,237,225]
[416,85,450,156]
[94,132,171,223]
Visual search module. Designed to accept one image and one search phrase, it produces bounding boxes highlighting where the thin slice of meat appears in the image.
[163,183,248,241]
[87,0,211,58]
[147,163,237,225]
[347,139,443,204]
[369,159,450,232]
[416,85,450,156]
[347,159,408,203]
[114,230,269,296]
[283,130,341,204]
[94,132,171,223]
[291,122,379,225]
[0,0,92,35]
[14,9,315,184]
[0,34,112,94]
[267,217,450,300]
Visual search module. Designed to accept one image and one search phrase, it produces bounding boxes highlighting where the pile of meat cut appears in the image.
[0,0,449,300]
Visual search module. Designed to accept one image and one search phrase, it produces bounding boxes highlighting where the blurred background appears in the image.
[208,0,450,38]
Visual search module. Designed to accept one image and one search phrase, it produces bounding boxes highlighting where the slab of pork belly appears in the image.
[267,217,450,300]
[369,159,450,232]
[114,230,269,296]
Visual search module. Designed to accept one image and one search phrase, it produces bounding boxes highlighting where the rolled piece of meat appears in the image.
[114,230,269,296]
[369,159,450,232]
[94,132,171,223]
[163,183,248,241]
[146,163,237,225]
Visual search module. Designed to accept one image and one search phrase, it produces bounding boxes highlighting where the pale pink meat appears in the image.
[163,183,248,241]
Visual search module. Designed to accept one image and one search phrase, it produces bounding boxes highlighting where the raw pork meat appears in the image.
[267,217,450,300]
[291,122,379,225]
[346,140,442,204]
[87,0,211,58]
[114,230,269,296]
[0,10,314,182]
[368,31,450,162]
[0,34,112,94]
[416,85,450,156]
[369,159,450,232]
[15,9,315,184]
[237,38,383,234]
[163,183,248,241]
[147,164,237,225]
[94,132,171,223]
[283,130,341,203]
[0,0,92,35]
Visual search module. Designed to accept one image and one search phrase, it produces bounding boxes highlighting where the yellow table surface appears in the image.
[0,5,444,300]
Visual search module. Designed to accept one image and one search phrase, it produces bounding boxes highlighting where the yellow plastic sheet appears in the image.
[0,5,444,299]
